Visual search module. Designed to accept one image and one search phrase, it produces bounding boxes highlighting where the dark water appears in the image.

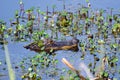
[0,0,120,80]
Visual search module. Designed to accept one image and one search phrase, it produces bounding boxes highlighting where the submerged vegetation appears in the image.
[0,0,120,80]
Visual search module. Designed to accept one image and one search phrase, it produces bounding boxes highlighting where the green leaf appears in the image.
[41,46,45,50]
[38,40,44,47]
[40,12,45,15]
[29,72,33,78]
[1,25,6,30]
[81,55,85,60]
[20,65,25,69]
[104,22,108,26]
[74,77,80,80]
[112,43,118,48]
[50,48,54,53]
[15,10,19,15]
[4,34,9,38]
[86,0,89,3]
[111,57,118,63]
[28,67,33,72]
[98,39,105,45]
[67,70,72,74]
[54,59,58,64]
[70,76,74,80]
[60,75,64,80]
[103,72,109,77]
[45,34,49,38]
[81,47,85,52]
[19,0,23,4]
[37,8,41,13]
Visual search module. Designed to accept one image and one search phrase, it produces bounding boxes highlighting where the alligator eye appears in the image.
[72,38,79,44]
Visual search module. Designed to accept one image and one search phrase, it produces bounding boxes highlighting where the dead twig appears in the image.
[62,58,86,80]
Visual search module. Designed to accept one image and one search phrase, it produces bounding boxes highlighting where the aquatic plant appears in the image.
[112,23,120,38]
[0,0,120,79]
[20,51,59,80]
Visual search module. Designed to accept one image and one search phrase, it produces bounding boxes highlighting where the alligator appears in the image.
[24,38,79,53]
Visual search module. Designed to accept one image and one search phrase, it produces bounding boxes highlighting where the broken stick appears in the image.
[62,58,86,80]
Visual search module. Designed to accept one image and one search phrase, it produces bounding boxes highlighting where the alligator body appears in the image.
[24,38,79,53]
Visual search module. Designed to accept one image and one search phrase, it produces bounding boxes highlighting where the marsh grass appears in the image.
[4,44,15,80]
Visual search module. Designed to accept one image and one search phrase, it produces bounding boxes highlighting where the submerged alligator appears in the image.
[24,38,79,53]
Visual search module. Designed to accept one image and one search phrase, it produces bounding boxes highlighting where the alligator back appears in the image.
[24,38,79,53]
